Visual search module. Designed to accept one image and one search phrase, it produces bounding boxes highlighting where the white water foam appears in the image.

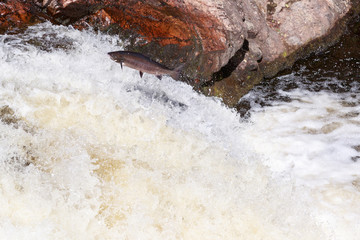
[0,22,358,239]
[242,88,360,239]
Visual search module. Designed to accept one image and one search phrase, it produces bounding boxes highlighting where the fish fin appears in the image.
[156,75,162,80]
[139,71,143,78]
[170,64,185,80]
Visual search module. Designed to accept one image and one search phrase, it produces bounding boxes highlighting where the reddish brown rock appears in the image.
[68,0,246,81]
[0,0,40,33]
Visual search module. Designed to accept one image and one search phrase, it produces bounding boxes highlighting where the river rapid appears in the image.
[0,22,359,239]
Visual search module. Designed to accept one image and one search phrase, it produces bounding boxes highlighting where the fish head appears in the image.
[108,51,125,64]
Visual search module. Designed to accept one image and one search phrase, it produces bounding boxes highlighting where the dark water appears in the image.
[237,15,360,117]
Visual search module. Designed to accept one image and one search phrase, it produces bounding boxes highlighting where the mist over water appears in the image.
[0,22,359,239]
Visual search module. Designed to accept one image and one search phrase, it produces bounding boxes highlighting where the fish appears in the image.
[108,51,183,80]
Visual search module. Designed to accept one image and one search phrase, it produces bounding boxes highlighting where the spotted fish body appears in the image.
[108,51,182,80]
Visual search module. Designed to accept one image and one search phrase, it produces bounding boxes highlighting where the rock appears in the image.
[248,41,262,62]
[204,0,359,105]
[0,0,42,33]
[1,0,359,106]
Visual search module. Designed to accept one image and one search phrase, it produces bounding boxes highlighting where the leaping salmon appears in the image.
[108,51,183,80]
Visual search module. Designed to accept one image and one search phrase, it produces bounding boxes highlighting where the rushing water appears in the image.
[0,22,359,239]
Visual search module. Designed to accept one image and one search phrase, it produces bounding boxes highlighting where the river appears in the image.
[0,22,359,239]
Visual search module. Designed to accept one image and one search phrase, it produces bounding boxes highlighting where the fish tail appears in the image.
[170,64,184,80]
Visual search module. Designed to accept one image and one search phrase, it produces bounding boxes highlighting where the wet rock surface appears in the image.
[203,0,359,105]
[0,0,359,106]
[237,14,360,117]
[0,0,42,32]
